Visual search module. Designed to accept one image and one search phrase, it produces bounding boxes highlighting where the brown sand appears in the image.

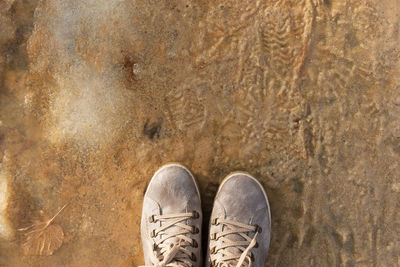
[0,0,399,266]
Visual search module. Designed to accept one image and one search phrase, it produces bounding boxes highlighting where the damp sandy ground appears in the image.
[0,0,399,266]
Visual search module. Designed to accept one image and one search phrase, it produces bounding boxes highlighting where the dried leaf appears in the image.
[18,204,68,256]
[21,223,64,256]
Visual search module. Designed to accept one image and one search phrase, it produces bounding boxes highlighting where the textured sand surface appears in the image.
[0,0,399,266]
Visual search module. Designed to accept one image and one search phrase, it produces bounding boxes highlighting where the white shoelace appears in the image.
[140,212,199,267]
[210,218,260,267]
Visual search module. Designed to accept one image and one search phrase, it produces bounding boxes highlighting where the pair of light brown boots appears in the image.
[140,164,271,267]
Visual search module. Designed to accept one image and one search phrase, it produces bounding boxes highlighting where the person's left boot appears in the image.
[140,163,202,267]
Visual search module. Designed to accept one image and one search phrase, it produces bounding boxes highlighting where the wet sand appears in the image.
[0,0,399,266]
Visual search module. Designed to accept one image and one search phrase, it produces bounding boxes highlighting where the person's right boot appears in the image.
[206,172,271,267]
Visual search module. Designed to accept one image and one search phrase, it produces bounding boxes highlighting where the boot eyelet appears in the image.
[152,243,158,250]
[254,242,259,248]
[210,246,216,254]
[191,226,199,234]
[149,215,156,223]
[192,239,198,248]
[211,218,218,225]
[150,229,156,238]
[250,252,255,262]
[190,252,197,262]
[211,233,217,240]
[254,224,262,233]
[192,210,200,219]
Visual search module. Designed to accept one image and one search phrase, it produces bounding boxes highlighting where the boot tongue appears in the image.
[211,201,253,265]
[221,216,252,265]
[159,204,189,252]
